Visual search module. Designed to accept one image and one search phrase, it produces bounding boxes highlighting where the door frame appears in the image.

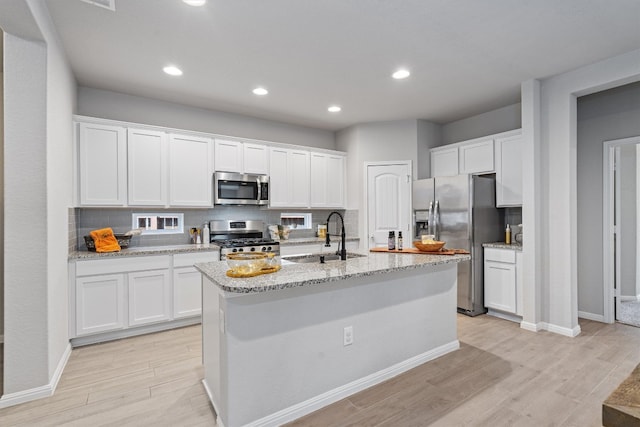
[363,161,413,250]
[603,135,640,323]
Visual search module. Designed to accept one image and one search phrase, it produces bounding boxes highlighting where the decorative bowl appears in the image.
[226,252,268,275]
[413,240,446,252]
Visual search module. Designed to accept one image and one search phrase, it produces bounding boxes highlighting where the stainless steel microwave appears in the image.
[214,172,269,206]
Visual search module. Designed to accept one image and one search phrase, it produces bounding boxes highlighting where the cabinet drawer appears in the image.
[76,255,172,276]
[484,248,516,264]
[174,251,219,267]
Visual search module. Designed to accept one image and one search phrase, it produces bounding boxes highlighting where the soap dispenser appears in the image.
[505,224,511,245]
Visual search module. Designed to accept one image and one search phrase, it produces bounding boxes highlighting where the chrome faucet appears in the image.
[325,211,347,260]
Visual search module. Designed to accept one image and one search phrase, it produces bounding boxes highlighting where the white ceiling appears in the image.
[44,0,640,130]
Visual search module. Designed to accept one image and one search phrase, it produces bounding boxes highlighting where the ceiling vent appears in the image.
[80,0,115,11]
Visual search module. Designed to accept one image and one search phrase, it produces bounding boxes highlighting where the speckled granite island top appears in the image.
[483,242,523,251]
[195,252,469,294]
[69,244,220,260]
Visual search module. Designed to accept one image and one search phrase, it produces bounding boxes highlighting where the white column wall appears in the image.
[538,49,640,335]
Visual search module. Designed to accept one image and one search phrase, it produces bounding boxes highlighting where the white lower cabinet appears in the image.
[71,252,217,341]
[76,274,125,336]
[128,269,171,326]
[484,247,521,316]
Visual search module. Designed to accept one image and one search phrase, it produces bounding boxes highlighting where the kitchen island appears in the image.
[196,251,469,427]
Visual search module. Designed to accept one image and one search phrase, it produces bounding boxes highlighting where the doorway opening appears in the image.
[604,136,640,327]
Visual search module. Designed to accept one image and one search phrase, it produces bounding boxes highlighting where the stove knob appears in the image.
[261,246,267,252]
[238,248,244,252]
[250,247,256,252]
[232,248,238,253]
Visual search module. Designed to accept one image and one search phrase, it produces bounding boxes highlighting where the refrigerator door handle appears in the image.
[434,200,440,240]
[428,201,434,236]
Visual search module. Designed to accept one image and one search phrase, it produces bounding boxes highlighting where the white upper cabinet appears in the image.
[495,133,523,207]
[269,147,310,208]
[169,133,213,207]
[243,142,269,174]
[459,139,494,174]
[214,139,243,173]
[310,152,345,208]
[78,122,127,206]
[430,146,459,177]
[127,128,168,206]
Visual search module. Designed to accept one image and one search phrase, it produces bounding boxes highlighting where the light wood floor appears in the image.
[1,315,639,426]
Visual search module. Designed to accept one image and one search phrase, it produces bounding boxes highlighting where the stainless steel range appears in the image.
[209,220,280,260]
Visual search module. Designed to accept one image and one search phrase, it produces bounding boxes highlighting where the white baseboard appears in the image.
[238,340,460,427]
[520,321,542,332]
[578,311,606,322]
[0,342,72,409]
[202,380,225,427]
[619,295,640,302]
[543,322,582,337]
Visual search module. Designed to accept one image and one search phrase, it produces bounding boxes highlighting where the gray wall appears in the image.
[440,103,522,145]
[77,87,336,150]
[577,81,640,316]
[417,120,442,179]
[0,66,4,339]
[619,144,637,297]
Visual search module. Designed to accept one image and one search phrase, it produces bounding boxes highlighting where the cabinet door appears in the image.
[173,267,202,319]
[459,139,494,174]
[214,139,243,173]
[309,153,328,207]
[484,261,517,313]
[430,147,459,177]
[128,128,168,206]
[243,143,268,174]
[78,122,127,206]
[76,274,125,336]
[128,269,171,326]
[326,155,345,208]
[289,150,310,207]
[169,133,213,207]
[495,134,523,207]
[269,147,289,207]
[310,154,345,208]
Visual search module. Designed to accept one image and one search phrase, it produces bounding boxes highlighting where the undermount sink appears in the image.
[283,253,366,264]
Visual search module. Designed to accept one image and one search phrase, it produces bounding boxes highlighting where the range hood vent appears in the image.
[80,0,115,11]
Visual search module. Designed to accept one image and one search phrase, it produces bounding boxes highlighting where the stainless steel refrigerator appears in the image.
[413,174,504,316]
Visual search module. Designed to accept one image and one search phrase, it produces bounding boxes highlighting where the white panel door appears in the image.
[169,133,213,207]
[495,134,523,207]
[430,147,459,177]
[367,163,411,249]
[173,267,202,318]
[289,150,310,207]
[76,274,125,336]
[128,269,171,326]
[214,139,243,173]
[78,122,127,206]
[243,143,268,174]
[459,139,494,174]
[128,128,168,206]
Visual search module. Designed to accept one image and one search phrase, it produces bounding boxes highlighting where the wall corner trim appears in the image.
[0,343,72,409]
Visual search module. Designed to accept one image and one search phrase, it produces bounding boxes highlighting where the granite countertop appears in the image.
[195,251,470,294]
[278,236,359,245]
[69,244,220,260]
[483,242,523,251]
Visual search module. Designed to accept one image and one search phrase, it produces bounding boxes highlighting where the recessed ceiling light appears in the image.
[328,106,341,113]
[392,69,410,79]
[253,87,269,96]
[183,0,206,6]
[163,65,183,76]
